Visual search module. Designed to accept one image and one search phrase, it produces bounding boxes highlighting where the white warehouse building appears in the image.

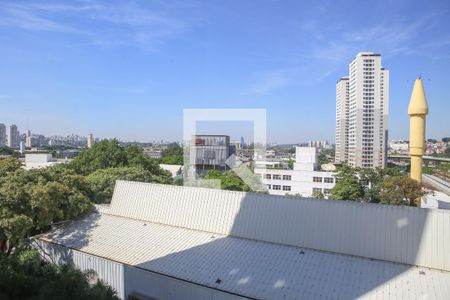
[254,147,336,197]
[33,181,450,299]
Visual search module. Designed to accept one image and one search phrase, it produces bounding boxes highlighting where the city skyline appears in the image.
[1,0,449,143]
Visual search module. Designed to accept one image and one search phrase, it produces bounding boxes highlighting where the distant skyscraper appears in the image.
[335,52,389,168]
[25,129,32,148]
[87,133,93,148]
[335,77,349,163]
[6,124,20,148]
[0,123,6,147]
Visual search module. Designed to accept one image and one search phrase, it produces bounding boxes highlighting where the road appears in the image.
[423,174,450,195]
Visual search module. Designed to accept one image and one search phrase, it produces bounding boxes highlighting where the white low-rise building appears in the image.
[255,147,336,197]
[24,153,68,170]
[389,140,409,154]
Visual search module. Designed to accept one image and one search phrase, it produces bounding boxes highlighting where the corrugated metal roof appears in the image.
[39,212,450,300]
[107,181,450,271]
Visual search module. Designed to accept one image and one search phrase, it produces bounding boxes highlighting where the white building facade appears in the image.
[389,140,409,154]
[336,52,389,168]
[254,147,336,197]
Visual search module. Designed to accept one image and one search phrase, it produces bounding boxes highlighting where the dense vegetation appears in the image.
[317,148,335,166]
[70,139,169,176]
[0,158,118,298]
[159,143,184,165]
[0,146,15,156]
[0,139,173,254]
[0,163,92,255]
[70,139,173,203]
[0,248,119,300]
[204,170,252,192]
[86,166,171,203]
[330,164,425,206]
[0,140,174,253]
[0,139,175,298]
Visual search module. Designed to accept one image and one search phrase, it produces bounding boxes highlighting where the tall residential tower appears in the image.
[0,123,6,147]
[6,124,20,148]
[335,52,389,168]
[335,77,349,163]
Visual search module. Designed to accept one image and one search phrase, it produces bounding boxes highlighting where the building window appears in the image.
[265,174,271,179]
[324,189,332,194]
[324,177,334,183]
[273,185,281,190]
[273,174,281,180]
[313,177,323,183]
[283,175,291,180]
[267,184,271,190]
[312,188,322,193]
[282,186,291,191]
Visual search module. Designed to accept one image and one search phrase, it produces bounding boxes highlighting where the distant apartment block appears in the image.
[255,147,336,197]
[335,52,389,168]
[308,140,331,149]
[25,129,32,147]
[190,135,233,171]
[6,124,20,148]
[389,140,409,154]
[0,123,6,147]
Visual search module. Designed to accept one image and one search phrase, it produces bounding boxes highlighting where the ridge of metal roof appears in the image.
[37,212,450,300]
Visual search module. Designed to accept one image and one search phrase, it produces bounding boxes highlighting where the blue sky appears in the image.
[0,0,449,143]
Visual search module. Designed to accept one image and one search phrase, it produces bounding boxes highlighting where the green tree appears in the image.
[160,155,183,165]
[86,166,172,203]
[330,164,365,201]
[70,139,171,178]
[0,248,119,300]
[380,176,425,206]
[205,170,252,192]
[161,143,183,157]
[0,157,22,177]
[317,148,334,167]
[160,143,184,165]
[287,159,294,169]
[0,167,92,255]
[358,168,384,203]
[70,140,127,175]
[0,146,14,156]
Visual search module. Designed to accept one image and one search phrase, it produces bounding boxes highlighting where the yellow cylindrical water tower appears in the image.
[408,78,428,183]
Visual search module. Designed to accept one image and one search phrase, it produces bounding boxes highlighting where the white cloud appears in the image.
[308,10,445,64]
[0,1,195,51]
[247,70,293,96]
